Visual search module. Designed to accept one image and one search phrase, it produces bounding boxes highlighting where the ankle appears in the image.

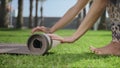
[112,39,120,43]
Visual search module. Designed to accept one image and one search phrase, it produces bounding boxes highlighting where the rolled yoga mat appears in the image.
[27,34,61,55]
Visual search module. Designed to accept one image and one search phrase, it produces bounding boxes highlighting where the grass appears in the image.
[0,28,120,68]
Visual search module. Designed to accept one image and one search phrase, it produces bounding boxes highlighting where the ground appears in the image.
[0,29,120,68]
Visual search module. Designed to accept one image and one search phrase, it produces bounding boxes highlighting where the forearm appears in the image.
[50,0,89,33]
[73,0,108,41]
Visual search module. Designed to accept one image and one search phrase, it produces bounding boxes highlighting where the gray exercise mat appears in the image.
[0,43,34,55]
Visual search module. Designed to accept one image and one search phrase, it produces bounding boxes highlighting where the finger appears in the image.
[31,28,36,34]
[34,27,43,32]
[41,26,45,28]
[38,26,47,32]
[40,26,46,30]
[47,34,57,39]
[47,34,63,38]
[31,27,41,34]
[47,34,55,37]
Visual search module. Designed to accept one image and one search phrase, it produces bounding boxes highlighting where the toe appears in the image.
[90,46,96,53]
[90,46,102,55]
[94,50,102,55]
[90,46,104,55]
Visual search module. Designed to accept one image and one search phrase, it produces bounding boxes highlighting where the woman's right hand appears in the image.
[31,26,50,34]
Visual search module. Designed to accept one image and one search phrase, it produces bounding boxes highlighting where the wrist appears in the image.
[49,28,55,33]
[72,35,78,42]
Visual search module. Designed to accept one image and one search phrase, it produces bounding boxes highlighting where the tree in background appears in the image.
[83,8,86,18]
[98,10,106,30]
[34,0,38,27]
[39,0,46,26]
[0,0,10,28]
[16,0,23,28]
[29,0,33,28]
[34,0,46,27]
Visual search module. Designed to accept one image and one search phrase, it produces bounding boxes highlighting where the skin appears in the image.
[32,0,108,43]
[32,0,120,56]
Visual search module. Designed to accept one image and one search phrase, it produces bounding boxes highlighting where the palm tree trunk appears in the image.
[29,0,33,28]
[34,0,38,27]
[0,0,9,28]
[39,0,46,26]
[83,8,86,18]
[76,13,81,28]
[39,5,44,26]
[16,0,23,28]
[98,9,106,30]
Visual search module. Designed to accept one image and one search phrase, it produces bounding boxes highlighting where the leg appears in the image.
[90,1,120,56]
[90,22,120,56]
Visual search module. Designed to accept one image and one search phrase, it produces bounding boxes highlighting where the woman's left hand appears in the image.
[47,34,75,43]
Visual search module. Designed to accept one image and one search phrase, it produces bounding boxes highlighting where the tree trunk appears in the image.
[34,0,38,27]
[0,0,9,28]
[39,5,44,26]
[83,8,86,18]
[16,0,23,28]
[76,13,81,28]
[29,0,33,28]
[98,9,106,30]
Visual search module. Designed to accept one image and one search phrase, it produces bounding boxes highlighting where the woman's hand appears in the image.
[32,26,50,34]
[47,34,75,43]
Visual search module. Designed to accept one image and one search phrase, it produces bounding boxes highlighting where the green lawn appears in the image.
[0,29,120,68]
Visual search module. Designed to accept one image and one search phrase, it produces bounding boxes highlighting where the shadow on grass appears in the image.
[0,52,54,56]
[0,34,30,37]
[0,28,21,31]
[1,51,111,59]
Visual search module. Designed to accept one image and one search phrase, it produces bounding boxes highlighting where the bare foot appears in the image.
[90,41,120,56]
